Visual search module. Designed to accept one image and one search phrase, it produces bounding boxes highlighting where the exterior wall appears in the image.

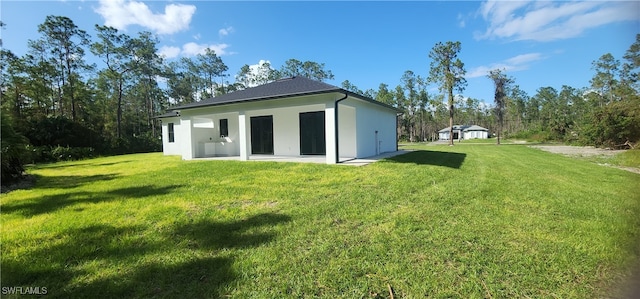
[439,129,463,140]
[463,130,488,139]
[176,94,329,159]
[246,104,325,156]
[161,117,182,155]
[164,111,241,159]
[189,113,240,157]
[338,104,357,158]
[353,99,397,158]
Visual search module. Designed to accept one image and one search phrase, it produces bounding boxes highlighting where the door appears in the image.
[251,116,274,154]
[299,111,326,155]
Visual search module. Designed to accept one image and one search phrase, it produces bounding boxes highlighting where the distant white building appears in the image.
[438,125,489,141]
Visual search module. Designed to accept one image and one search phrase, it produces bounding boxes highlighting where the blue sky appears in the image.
[2,1,639,104]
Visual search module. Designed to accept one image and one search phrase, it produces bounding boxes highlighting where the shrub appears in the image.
[50,146,95,162]
[1,114,30,185]
[510,129,553,143]
[21,116,104,149]
[581,100,640,148]
[132,132,162,153]
[24,145,96,164]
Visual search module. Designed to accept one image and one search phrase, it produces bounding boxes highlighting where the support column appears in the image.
[180,118,194,160]
[325,102,337,164]
[239,111,250,161]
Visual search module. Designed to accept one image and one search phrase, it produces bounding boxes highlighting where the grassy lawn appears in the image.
[2,145,639,298]
[458,138,506,144]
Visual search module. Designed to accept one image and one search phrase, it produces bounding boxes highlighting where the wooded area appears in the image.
[1,16,639,184]
[341,36,639,148]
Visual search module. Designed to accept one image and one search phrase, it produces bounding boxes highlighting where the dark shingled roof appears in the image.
[161,76,400,114]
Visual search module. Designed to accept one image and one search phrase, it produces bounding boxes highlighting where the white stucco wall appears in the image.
[189,113,240,157]
[161,117,181,155]
[338,104,357,158]
[215,113,240,156]
[354,100,397,158]
[246,104,326,156]
[272,107,302,156]
[439,130,463,141]
[463,130,488,139]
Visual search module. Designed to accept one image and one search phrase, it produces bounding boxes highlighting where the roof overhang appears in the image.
[155,111,180,119]
[163,89,402,114]
[155,77,402,117]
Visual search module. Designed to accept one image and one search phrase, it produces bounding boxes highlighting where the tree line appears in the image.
[1,15,639,185]
[0,17,336,154]
[342,36,639,149]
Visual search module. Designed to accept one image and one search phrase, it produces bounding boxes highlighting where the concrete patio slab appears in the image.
[339,150,411,166]
[192,150,411,166]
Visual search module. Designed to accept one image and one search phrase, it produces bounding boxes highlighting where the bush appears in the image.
[50,146,95,162]
[129,132,162,153]
[1,113,30,185]
[25,145,96,163]
[510,129,554,143]
[581,100,640,148]
[21,116,104,149]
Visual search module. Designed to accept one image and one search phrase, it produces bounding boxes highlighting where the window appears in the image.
[220,119,228,137]
[168,123,175,143]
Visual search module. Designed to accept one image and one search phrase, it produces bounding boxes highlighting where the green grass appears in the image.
[2,146,639,298]
[458,138,504,144]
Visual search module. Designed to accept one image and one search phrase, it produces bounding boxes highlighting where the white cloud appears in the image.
[457,13,466,28]
[504,53,543,65]
[157,43,230,59]
[250,60,271,70]
[182,42,209,56]
[158,46,181,59]
[236,60,275,87]
[476,0,640,42]
[95,0,196,35]
[467,52,544,78]
[184,42,230,56]
[218,26,234,37]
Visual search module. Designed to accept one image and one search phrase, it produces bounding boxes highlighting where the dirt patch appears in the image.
[530,145,623,157]
[530,145,640,174]
[612,166,640,175]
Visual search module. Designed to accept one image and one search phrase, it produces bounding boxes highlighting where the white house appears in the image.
[438,125,489,141]
[158,77,401,164]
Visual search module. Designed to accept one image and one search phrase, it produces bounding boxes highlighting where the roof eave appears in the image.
[341,90,404,113]
[168,88,403,113]
[154,111,180,119]
[167,88,342,111]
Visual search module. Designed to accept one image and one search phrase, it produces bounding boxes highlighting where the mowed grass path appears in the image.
[2,145,639,298]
